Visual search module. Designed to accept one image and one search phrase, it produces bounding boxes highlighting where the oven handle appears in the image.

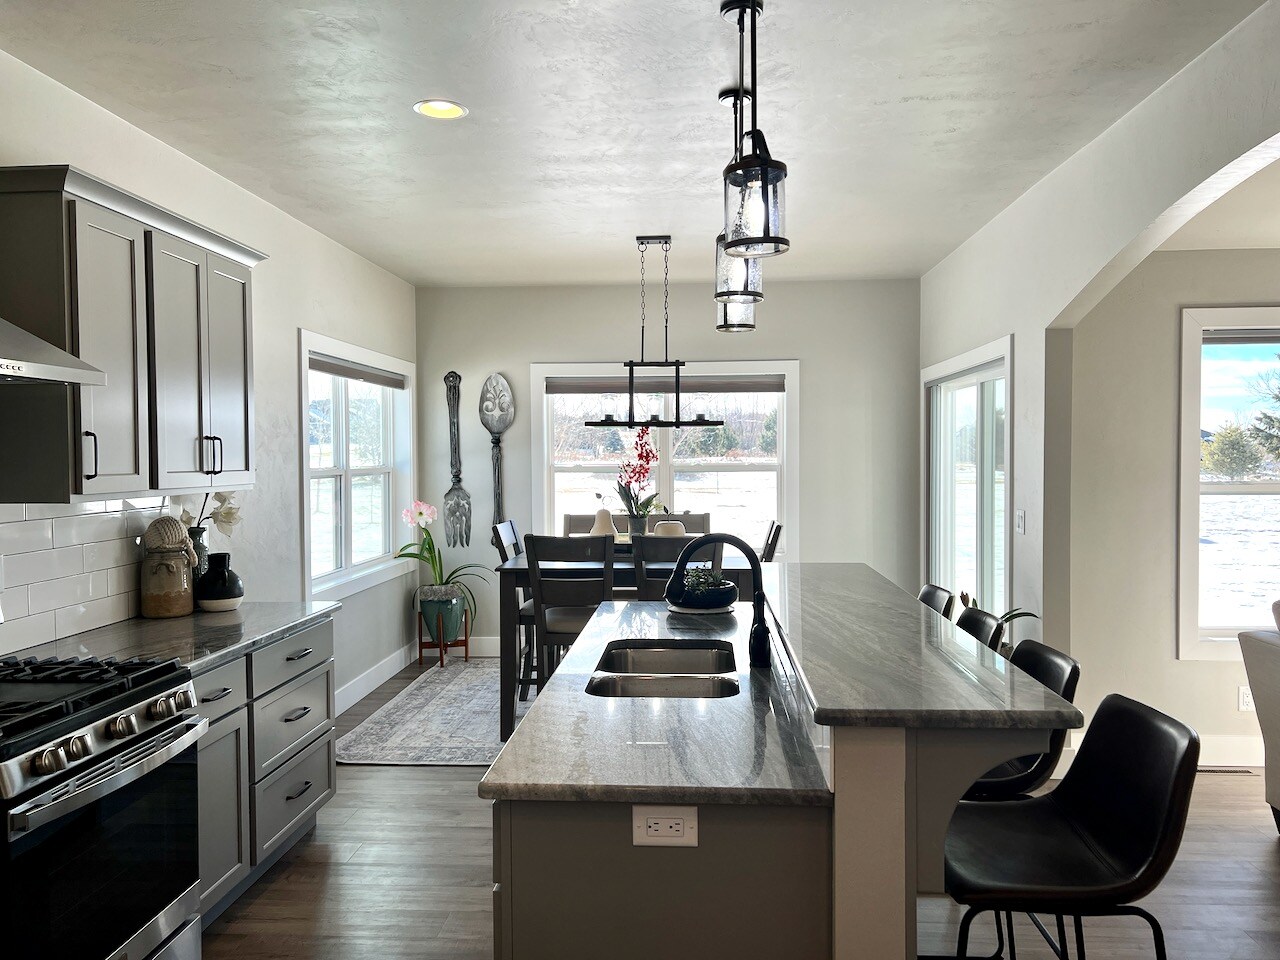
[9,717,208,838]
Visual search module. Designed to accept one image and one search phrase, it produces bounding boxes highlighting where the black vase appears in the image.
[195,552,244,612]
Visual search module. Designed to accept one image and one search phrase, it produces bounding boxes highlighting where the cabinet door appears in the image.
[198,706,251,912]
[69,200,150,495]
[205,253,254,485]
[147,229,211,489]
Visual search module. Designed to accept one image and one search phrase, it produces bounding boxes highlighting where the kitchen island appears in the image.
[481,563,1082,960]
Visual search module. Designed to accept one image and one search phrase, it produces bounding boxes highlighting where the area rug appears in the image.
[336,658,530,766]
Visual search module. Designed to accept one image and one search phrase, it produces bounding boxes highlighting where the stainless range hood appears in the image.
[0,316,104,386]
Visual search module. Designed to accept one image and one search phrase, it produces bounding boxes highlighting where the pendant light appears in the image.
[716,301,756,333]
[585,237,725,429]
[714,89,764,305]
[721,0,789,259]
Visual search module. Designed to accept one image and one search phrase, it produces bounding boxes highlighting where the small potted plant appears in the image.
[616,426,661,538]
[398,500,489,647]
[959,592,1040,646]
[674,565,739,612]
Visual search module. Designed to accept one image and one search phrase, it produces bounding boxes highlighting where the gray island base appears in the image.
[480,564,1082,960]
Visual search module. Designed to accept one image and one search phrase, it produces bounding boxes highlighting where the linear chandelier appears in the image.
[585,236,725,429]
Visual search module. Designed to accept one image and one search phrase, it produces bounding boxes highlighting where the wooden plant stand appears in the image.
[418,606,471,668]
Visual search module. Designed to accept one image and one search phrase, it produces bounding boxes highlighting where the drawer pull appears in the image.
[201,686,234,704]
[285,647,314,662]
[282,706,313,723]
[285,780,314,802]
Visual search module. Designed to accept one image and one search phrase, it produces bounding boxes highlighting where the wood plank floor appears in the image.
[205,661,1280,959]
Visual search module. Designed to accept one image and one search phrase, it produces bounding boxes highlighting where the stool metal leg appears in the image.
[1072,916,1086,960]
[1004,911,1016,960]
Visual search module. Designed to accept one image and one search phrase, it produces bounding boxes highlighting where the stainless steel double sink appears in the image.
[585,639,740,699]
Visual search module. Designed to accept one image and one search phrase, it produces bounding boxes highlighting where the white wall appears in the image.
[0,50,418,692]
[1069,249,1277,763]
[919,2,1280,647]
[416,280,921,643]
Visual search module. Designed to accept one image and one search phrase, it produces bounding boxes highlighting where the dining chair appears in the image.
[563,513,629,536]
[523,534,614,686]
[964,640,1081,801]
[646,512,711,534]
[956,605,1004,650]
[632,535,723,601]
[761,522,783,562]
[943,694,1199,960]
[493,521,539,701]
[918,583,956,620]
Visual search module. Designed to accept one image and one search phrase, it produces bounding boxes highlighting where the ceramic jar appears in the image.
[195,552,244,612]
[140,547,194,618]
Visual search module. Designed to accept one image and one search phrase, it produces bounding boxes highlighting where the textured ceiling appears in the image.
[1163,157,1280,251]
[0,0,1263,285]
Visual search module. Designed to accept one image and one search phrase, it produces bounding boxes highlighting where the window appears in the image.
[924,347,1009,614]
[301,334,414,598]
[1179,308,1280,659]
[534,362,798,553]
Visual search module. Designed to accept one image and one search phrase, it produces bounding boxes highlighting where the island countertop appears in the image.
[765,564,1082,730]
[479,599,832,806]
[9,601,340,675]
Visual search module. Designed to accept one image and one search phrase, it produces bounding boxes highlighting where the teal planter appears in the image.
[420,587,466,644]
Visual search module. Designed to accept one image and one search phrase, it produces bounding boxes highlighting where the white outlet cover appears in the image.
[1239,686,1256,712]
[632,804,698,847]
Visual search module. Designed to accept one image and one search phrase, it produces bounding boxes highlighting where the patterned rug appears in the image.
[336,658,530,766]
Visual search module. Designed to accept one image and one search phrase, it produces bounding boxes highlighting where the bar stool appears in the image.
[919,583,956,620]
[943,694,1199,960]
[956,606,1004,650]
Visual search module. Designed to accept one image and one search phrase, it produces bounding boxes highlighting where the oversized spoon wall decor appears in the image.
[442,371,472,547]
[479,373,515,547]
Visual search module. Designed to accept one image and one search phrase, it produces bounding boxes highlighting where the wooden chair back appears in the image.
[646,512,711,534]
[493,520,523,562]
[563,513,628,535]
[632,535,723,601]
[523,534,615,616]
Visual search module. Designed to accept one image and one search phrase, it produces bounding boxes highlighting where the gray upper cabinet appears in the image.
[148,234,256,490]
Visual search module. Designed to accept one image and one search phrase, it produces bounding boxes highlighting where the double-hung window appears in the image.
[1179,308,1280,659]
[303,334,414,596]
[535,362,798,553]
[924,347,1009,613]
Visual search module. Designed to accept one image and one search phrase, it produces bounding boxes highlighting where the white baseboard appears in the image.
[1198,735,1265,768]
[470,634,499,658]
[335,644,415,715]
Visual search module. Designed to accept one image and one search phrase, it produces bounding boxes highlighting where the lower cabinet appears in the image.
[198,707,251,911]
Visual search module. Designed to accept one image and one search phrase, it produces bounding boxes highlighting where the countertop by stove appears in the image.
[8,601,341,675]
[480,600,832,807]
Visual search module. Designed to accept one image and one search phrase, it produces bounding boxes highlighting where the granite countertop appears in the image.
[10,601,341,675]
[763,563,1083,730]
[479,600,832,807]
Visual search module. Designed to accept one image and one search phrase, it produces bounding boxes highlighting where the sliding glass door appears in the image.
[928,363,1007,614]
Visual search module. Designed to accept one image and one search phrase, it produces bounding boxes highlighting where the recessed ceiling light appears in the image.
[413,99,468,120]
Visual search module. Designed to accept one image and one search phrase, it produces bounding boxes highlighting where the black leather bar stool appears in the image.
[956,605,1004,650]
[943,694,1199,960]
[964,640,1080,801]
[919,583,956,619]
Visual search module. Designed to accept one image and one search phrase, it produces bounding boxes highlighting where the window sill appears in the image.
[312,557,418,602]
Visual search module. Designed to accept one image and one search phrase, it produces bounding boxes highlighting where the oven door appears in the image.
[2,716,207,960]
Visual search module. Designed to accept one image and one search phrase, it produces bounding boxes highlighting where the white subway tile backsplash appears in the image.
[85,538,143,572]
[0,611,56,656]
[0,519,54,555]
[1,586,29,621]
[4,546,84,588]
[0,505,25,523]
[29,570,111,615]
[25,500,122,520]
[107,564,139,597]
[54,594,133,640]
[53,513,127,547]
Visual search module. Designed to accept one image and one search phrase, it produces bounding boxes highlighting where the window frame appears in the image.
[299,331,416,602]
[1177,307,1280,661]
[531,360,800,557]
[921,336,1013,614]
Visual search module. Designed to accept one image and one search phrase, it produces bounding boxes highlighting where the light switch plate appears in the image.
[1015,510,1027,535]
[632,804,698,847]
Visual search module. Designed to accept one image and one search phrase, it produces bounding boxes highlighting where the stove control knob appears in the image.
[147,697,178,721]
[107,713,140,739]
[31,746,69,776]
[65,735,93,761]
[173,689,196,711]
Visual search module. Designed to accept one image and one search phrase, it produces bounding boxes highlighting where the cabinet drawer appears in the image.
[251,663,334,780]
[193,657,248,723]
[253,729,334,864]
[250,621,333,696]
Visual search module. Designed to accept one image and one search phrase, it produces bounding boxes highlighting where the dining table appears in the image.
[494,554,762,740]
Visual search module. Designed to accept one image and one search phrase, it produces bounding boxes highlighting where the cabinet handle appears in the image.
[285,647,314,662]
[201,435,215,475]
[282,705,313,723]
[83,431,99,481]
[201,686,234,704]
[210,434,224,475]
[286,780,314,802]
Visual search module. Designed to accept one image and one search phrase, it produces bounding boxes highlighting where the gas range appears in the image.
[0,655,196,800]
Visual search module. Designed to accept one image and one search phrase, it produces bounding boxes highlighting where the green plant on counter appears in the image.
[682,566,723,597]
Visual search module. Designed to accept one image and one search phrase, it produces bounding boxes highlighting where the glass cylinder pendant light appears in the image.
[715,232,763,303]
[722,0,789,258]
[716,301,756,333]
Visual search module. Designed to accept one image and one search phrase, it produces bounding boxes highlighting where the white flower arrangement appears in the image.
[178,491,243,537]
